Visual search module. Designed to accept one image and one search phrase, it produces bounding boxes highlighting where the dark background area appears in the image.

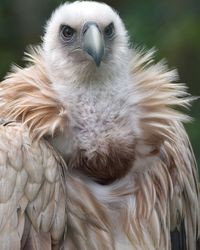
[0,0,199,167]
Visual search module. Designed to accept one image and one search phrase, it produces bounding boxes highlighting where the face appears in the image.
[43,1,129,84]
[59,20,115,66]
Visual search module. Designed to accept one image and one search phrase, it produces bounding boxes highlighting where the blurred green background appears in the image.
[0,0,199,167]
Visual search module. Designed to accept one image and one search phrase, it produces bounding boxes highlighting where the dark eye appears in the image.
[60,25,75,42]
[104,23,115,38]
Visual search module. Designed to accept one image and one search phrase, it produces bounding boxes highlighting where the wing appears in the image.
[0,122,115,250]
[162,123,200,250]
[0,122,66,250]
[128,48,200,249]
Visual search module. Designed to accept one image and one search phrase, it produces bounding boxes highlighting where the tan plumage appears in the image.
[0,1,199,249]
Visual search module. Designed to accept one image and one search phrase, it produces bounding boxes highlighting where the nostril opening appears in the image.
[82,23,89,34]
[83,26,88,35]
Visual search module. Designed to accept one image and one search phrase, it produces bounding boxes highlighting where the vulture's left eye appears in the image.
[60,25,75,42]
[104,23,115,38]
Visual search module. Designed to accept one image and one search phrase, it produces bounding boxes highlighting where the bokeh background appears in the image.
[0,0,199,167]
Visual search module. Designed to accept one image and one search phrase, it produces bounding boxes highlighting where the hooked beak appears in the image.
[81,22,105,67]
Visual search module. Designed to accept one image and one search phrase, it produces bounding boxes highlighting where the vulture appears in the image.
[0,1,199,249]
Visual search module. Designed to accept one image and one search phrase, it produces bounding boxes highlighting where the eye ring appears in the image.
[60,25,75,42]
[104,23,115,38]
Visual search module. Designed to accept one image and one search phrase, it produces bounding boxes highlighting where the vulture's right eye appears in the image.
[60,25,75,42]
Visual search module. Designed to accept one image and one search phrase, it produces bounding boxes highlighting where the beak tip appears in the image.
[95,58,102,67]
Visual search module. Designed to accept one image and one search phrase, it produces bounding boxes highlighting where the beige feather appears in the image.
[0,122,68,249]
[0,47,68,140]
[0,47,199,249]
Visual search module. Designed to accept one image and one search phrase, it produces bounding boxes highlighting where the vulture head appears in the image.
[43,1,130,99]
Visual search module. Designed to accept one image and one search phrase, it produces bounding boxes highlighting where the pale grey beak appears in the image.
[81,22,105,67]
